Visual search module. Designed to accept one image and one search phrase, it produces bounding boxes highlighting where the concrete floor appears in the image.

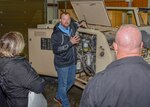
[42,77,83,107]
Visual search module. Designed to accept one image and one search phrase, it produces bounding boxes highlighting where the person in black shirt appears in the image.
[80,24,150,107]
[0,32,46,107]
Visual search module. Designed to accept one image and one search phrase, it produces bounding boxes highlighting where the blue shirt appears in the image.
[58,23,71,36]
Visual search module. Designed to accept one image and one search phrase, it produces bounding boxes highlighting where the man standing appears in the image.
[80,24,150,107]
[51,12,80,107]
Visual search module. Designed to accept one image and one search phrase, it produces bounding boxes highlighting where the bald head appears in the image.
[114,24,143,59]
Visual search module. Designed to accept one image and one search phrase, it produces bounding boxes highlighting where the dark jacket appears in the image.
[51,22,78,67]
[0,87,8,107]
[141,30,150,48]
[80,56,150,107]
[0,56,46,107]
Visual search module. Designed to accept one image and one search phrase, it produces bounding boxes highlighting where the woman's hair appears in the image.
[0,31,25,57]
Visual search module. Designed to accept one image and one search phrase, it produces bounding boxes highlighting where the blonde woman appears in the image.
[0,32,46,107]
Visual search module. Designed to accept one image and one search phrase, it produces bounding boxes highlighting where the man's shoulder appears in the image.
[87,71,105,87]
[51,28,62,39]
[70,22,78,30]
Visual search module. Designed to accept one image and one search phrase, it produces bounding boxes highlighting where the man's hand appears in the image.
[70,35,80,45]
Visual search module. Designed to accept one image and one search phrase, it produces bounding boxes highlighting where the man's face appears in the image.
[60,14,71,28]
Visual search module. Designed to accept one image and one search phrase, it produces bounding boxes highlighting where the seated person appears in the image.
[0,32,46,107]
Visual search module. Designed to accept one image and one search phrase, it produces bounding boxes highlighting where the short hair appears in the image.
[60,12,70,19]
[115,24,141,42]
[0,31,25,57]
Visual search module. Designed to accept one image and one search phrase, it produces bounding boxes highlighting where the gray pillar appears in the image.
[47,0,58,23]
[148,0,150,7]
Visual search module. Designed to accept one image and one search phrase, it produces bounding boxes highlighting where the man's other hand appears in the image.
[70,35,80,45]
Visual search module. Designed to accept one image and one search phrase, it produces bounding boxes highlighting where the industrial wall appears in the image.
[105,0,148,7]
[47,0,149,24]
[0,0,45,57]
